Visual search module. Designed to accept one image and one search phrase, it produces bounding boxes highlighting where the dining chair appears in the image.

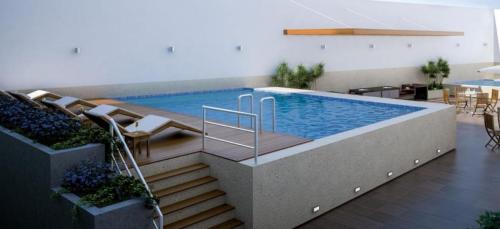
[455,87,468,110]
[488,89,499,112]
[473,93,489,116]
[485,113,500,150]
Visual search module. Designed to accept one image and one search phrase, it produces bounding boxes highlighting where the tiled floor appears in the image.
[298,112,500,228]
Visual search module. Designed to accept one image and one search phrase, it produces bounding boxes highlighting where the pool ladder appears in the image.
[237,94,276,133]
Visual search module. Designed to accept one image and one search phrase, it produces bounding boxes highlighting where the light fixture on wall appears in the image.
[320,44,326,50]
[73,47,80,54]
[414,159,420,165]
[456,43,461,47]
[354,187,361,193]
[483,42,488,47]
[407,43,413,48]
[236,45,243,51]
[167,46,175,53]
[387,171,393,177]
[369,44,375,49]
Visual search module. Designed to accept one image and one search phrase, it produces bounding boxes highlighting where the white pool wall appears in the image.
[202,88,456,229]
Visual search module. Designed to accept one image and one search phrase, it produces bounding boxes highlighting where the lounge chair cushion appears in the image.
[88,104,119,116]
[53,96,79,107]
[27,90,51,100]
[125,115,170,133]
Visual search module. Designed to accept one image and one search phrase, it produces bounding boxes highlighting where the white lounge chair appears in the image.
[43,98,143,121]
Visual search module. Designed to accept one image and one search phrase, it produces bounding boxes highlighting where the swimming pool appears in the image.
[118,88,425,139]
[454,79,500,87]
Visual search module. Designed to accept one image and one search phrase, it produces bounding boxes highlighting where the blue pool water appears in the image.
[455,79,500,87]
[118,88,424,140]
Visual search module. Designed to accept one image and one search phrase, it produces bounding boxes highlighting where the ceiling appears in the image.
[375,0,500,8]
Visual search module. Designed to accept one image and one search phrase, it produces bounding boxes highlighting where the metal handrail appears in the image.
[259,97,276,133]
[202,105,260,164]
[104,117,163,229]
[237,94,253,128]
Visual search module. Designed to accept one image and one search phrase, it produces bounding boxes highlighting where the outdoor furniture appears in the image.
[484,113,500,150]
[472,92,489,116]
[349,86,400,98]
[43,98,143,121]
[488,89,499,112]
[443,88,453,104]
[400,84,428,100]
[0,90,16,100]
[9,90,62,102]
[82,111,202,158]
[123,131,151,158]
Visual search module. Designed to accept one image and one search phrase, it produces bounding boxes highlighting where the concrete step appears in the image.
[147,163,210,191]
[164,204,235,229]
[155,176,219,207]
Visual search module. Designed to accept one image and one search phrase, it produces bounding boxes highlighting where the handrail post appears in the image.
[202,108,206,151]
[259,97,276,133]
[254,115,259,165]
[238,94,253,128]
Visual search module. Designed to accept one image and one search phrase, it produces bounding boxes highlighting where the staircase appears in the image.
[139,154,244,229]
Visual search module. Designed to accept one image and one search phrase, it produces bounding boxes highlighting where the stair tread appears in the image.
[161,190,226,214]
[209,219,244,229]
[164,204,235,229]
[146,163,209,183]
[154,176,217,198]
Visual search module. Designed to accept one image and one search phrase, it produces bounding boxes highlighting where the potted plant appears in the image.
[271,62,324,89]
[436,58,450,89]
[421,60,439,90]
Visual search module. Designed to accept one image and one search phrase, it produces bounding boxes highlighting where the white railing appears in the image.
[202,105,260,164]
[237,94,254,128]
[85,112,164,229]
[259,97,276,133]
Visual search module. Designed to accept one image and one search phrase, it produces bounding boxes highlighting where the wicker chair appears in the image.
[473,93,490,116]
[488,89,499,112]
[485,113,500,150]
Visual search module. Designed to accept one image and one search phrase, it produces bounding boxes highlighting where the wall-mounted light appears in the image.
[73,47,80,54]
[354,187,361,193]
[414,159,420,165]
[437,149,441,154]
[387,171,393,177]
[167,46,175,53]
[456,43,461,47]
[312,206,320,213]
[320,44,326,50]
[236,45,243,51]
[407,43,413,48]
[369,44,375,49]
[483,42,488,47]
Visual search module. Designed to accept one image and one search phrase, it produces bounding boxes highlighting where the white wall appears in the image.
[0,0,495,90]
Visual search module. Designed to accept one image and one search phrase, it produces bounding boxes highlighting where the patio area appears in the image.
[299,112,500,228]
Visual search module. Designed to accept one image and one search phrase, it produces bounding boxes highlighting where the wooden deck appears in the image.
[91,99,310,165]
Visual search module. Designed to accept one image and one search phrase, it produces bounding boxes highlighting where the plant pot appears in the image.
[427,89,444,100]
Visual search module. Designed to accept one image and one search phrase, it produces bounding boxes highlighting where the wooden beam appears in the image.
[283,28,464,36]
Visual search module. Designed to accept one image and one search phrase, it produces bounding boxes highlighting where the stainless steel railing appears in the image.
[202,105,260,164]
[259,97,276,133]
[85,113,164,229]
[237,94,254,128]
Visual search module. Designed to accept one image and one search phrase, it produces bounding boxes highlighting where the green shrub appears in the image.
[271,62,324,89]
[477,211,500,229]
[80,176,147,208]
[51,126,111,150]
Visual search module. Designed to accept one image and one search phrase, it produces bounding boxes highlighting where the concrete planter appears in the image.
[427,89,444,100]
[51,188,153,229]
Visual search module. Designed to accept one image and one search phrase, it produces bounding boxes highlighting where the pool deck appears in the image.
[91,99,311,165]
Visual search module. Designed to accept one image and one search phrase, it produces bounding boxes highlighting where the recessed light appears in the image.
[414,159,420,165]
[312,206,320,213]
[437,149,441,154]
[354,187,361,193]
[167,46,175,53]
[387,171,393,177]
